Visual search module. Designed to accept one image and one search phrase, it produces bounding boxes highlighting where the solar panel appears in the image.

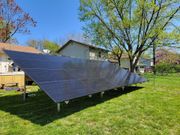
[4,50,146,103]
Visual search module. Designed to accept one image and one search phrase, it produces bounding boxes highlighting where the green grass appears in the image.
[0,74,180,135]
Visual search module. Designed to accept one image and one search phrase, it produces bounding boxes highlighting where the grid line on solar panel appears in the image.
[4,50,146,103]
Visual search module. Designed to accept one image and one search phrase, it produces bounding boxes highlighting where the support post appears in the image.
[153,43,156,75]
[23,85,26,101]
[153,42,156,90]
[57,103,60,112]
[23,74,26,101]
[100,92,104,98]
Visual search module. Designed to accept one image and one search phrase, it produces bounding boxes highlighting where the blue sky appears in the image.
[15,0,83,45]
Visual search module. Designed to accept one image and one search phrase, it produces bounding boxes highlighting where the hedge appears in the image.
[155,63,180,74]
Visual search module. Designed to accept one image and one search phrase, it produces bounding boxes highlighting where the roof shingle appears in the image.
[0,42,41,54]
[58,40,109,53]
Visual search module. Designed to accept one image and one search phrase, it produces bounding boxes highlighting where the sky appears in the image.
[14,0,83,45]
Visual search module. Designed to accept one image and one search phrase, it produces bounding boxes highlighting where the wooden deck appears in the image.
[0,72,25,89]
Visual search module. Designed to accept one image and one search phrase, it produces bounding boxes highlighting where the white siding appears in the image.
[0,62,9,73]
[0,53,22,73]
[59,42,89,59]
[59,41,108,61]
[121,58,130,69]
[0,53,12,73]
[89,49,108,61]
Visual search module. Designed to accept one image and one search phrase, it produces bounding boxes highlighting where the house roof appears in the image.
[57,40,109,53]
[0,42,41,54]
[108,53,129,63]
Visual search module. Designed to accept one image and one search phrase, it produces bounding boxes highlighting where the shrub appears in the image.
[174,64,180,72]
[155,63,179,75]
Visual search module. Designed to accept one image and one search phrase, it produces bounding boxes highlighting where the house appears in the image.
[57,39,152,73]
[138,58,153,73]
[57,40,109,61]
[0,42,41,73]
[0,43,41,88]
[109,53,153,73]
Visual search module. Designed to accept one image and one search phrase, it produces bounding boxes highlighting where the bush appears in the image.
[155,63,179,75]
[174,64,180,72]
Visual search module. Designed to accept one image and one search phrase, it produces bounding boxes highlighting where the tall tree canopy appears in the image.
[42,40,60,55]
[79,0,180,72]
[156,48,180,64]
[27,39,60,55]
[0,0,36,43]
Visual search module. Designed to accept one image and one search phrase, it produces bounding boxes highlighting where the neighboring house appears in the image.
[109,54,131,69]
[137,58,153,73]
[0,43,41,88]
[57,40,109,61]
[109,53,153,73]
[57,39,152,73]
[0,42,41,73]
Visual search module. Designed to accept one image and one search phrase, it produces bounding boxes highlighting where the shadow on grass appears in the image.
[0,86,142,126]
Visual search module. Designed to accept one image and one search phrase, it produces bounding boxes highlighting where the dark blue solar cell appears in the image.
[4,50,146,103]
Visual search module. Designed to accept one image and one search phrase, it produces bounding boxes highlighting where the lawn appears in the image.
[0,74,179,135]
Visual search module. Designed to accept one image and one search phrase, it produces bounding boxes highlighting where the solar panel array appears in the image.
[5,50,146,103]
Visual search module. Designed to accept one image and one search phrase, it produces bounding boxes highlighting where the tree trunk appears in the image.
[130,64,136,72]
[115,52,122,68]
[117,56,121,67]
[129,52,142,73]
[129,58,135,72]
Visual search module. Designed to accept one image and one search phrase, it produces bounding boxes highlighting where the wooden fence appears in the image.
[0,72,25,89]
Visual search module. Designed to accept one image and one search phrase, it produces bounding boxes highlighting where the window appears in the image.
[89,52,95,59]
[98,52,101,58]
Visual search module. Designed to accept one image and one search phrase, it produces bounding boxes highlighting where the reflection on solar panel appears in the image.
[5,50,146,108]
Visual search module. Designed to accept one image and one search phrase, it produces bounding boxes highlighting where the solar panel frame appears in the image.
[4,50,146,103]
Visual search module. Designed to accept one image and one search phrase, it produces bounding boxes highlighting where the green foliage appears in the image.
[42,40,60,55]
[141,52,151,59]
[27,39,60,55]
[174,64,180,72]
[156,48,180,64]
[156,63,180,74]
[79,0,180,72]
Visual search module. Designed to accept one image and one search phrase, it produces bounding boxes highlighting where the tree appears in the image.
[156,48,180,64]
[155,48,180,74]
[79,0,180,72]
[109,46,123,66]
[0,0,36,43]
[42,40,60,55]
[26,39,42,50]
[27,39,60,55]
